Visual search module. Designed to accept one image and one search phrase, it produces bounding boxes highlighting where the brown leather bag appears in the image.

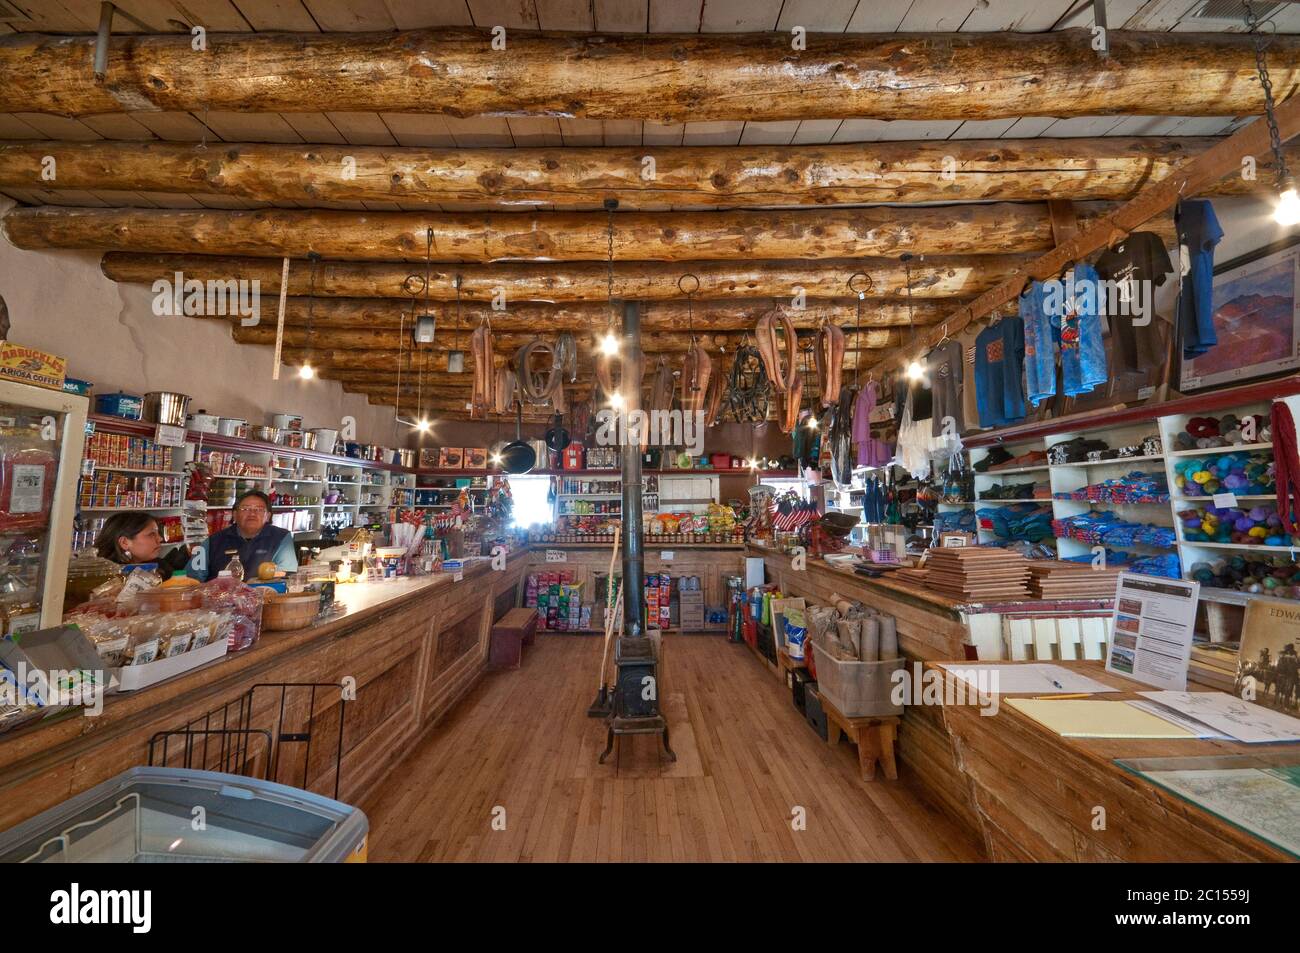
[680,341,712,414]
[755,311,799,394]
[470,324,494,419]
[815,322,845,407]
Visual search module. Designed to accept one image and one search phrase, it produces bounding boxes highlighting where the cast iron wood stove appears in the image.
[598,636,676,764]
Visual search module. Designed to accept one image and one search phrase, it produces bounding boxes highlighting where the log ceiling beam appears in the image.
[102,252,1022,302]
[191,296,949,332]
[0,138,1286,210]
[3,203,1166,262]
[2,29,1295,122]
[232,324,907,352]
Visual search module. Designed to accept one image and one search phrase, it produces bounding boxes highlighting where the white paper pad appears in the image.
[1139,691,1300,744]
[937,662,1118,696]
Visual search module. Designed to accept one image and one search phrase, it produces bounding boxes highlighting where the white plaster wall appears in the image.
[0,197,400,444]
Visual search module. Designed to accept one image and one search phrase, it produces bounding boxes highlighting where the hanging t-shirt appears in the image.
[1093,231,1173,373]
[854,382,893,468]
[974,318,1027,428]
[927,340,965,437]
[1059,263,1108,397]
[1176,198,1224,359]
[1020,280,1057,408]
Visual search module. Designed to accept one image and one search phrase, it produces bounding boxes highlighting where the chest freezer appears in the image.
[0,767,367,863]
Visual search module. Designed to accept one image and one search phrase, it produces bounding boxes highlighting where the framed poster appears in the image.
[1181,237,1300,391]
[1236,596,1300,712]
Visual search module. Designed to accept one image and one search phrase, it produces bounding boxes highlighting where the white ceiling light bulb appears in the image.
[906,359,925,382]
[608,392,624,409]
[600,331,620,356]
[1277,176,1300,226]
[298,363,315,380]
[416,418,431,433]
[806,416,818,430]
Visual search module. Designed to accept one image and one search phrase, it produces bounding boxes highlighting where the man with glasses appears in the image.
[190,489,299,581]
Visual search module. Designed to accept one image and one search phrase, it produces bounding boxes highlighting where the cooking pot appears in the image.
[217,417,247,438]
[251,426,280,443]
[143,391,191,427]
[186,410,219,433]
[300,431,318,450]
[309,428,338,453]
[271,413,302,430]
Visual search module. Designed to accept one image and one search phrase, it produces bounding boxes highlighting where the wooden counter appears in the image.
[0,550,530,831]
[927,661,1296,862]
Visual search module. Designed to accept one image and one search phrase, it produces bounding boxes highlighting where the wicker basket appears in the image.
[261,592,320,631]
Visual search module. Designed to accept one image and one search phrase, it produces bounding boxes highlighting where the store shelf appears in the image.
[557,493,622,499]
[273,504,322,510]
[1050,454,1165,467]
[78,505,183,512]
[974,498,1054,505]
[1179,540,1299,552]
[978,464,1051,476]
[87,466,185,476]
[1167,442,1273,457]
[1171,495,1277,504]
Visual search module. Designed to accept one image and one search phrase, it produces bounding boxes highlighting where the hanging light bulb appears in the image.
[1247,6,1300,228]
[806,415,819,430]
[906,358,926,382]
[600,330,620,355]
[1277,175,1300,226]
[298,362,315,380]
[608,392,625,409]
[416,418,431,434]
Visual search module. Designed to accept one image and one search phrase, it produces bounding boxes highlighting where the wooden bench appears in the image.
[489,607,539,670]
[818,694,900,782]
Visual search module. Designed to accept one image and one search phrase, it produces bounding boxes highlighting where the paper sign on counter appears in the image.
[1106,573,1199,690]
[1138,691,1300,743]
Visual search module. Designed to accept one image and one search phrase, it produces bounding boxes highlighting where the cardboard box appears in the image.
[0,341,66,392]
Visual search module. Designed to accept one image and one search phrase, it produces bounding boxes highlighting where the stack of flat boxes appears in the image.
[524,571,590,631]
[678,578,704,630]
[645,573,671,631]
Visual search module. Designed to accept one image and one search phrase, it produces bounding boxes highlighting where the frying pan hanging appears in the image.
[545,410,571,453]
[499,401,536,474]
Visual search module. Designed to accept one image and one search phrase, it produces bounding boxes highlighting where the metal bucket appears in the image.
[143,391,192,426]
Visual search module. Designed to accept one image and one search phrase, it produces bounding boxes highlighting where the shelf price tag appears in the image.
[545,549,567,563]
[154,423,187,447]
[661,551,674,561]
[1212,492,1238,509]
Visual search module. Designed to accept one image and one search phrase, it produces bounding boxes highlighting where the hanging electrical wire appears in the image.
[902,254,925,383]
[298,252,320,380]
[1246,3,1299,224]
[600,198,620,355]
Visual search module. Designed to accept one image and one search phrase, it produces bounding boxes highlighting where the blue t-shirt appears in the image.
[1020,280,1058,408]
[1176,199,1223,359]
[975,319,1027,428]
[1059,263,1108,397]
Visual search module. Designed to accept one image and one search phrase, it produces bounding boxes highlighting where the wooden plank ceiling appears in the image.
[0,0,1297,416]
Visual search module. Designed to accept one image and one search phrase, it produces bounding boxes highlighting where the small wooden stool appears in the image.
[819,695,899,781]
[490,607,539,670]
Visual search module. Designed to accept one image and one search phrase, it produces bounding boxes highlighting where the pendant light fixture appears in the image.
[298,252,320,380]
[902,253,926,382]
[600,198,620,356]
[1246,3,1300,225]
[447,274,465,373]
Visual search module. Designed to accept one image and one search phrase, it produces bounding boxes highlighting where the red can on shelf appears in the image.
[563,443,585,470]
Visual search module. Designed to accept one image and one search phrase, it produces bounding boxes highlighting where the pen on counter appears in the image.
[1032,693,1094,700]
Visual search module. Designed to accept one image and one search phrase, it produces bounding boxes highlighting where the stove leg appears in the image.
[661,724,677,762]
[598,726,615,764]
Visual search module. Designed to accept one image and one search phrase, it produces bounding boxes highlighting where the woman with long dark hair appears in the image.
[93,512,190,573]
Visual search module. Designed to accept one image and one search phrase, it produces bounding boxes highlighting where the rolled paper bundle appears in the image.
[878,616,898,661]
[860,617,880,662]
[834,598,855,616]
[836,619,860,659]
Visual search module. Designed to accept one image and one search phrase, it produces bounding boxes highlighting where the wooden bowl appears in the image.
[261,592,320,631]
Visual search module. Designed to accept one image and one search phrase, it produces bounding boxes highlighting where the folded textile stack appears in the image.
[923,547,1031,601]
[1052,471,1169,504]
[1027,561,1122,599]
[934,508,977,534]
[977,503,1054,542]
[1051,511,1176,548]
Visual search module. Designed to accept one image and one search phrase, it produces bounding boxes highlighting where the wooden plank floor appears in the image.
[361,634,986,862]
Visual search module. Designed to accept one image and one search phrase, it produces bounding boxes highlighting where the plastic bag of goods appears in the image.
[198,576,263,652]
[783,603,808,660]
[0,427,56,533]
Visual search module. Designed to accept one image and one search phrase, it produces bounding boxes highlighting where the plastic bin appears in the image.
[0,767,368,863]
[809,635,905,718]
